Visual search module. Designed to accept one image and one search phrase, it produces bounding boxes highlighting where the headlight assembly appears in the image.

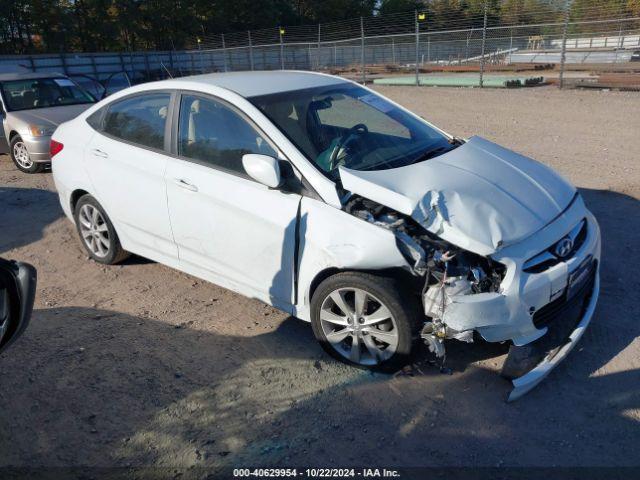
[27,125,54,137]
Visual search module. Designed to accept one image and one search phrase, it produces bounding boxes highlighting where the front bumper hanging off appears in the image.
[504,261,599,401]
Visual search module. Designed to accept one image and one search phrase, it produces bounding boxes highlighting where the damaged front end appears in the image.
[344,195,506,359]
[342,191,600,402]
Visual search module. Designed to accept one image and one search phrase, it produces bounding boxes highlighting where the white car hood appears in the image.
[339,136,576,256]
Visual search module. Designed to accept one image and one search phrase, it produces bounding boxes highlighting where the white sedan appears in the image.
[51,71,601,400]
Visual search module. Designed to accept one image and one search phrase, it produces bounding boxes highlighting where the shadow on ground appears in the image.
[0,187,62,252]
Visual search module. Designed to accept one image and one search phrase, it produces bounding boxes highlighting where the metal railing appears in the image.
[1,4,639,90]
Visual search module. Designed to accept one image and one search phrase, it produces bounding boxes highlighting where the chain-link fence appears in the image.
[190,5,640,88]
[1,3,639,90]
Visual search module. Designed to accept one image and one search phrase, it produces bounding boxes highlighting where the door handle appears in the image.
[173,178,198,192]
[91,148,108,158]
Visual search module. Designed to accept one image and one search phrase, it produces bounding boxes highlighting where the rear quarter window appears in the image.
[86,108,105,130]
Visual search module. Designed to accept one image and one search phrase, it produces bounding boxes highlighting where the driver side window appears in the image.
[177,94,277,175]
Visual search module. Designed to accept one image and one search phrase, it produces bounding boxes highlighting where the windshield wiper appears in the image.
[412,145,451,163]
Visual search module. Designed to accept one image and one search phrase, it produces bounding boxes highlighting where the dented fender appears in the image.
[293,196,411,321]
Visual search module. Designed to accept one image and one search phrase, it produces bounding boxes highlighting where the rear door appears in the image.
[84,91,177,262]
[165,92,301,309]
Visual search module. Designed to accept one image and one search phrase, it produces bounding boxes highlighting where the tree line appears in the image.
[1,0,638,54]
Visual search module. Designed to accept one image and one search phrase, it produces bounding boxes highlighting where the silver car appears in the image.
[0,72,95,173]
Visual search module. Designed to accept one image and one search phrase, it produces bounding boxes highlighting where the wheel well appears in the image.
[9,131,19,141]
[70,189,90,213]
[307,266,420,304]
[308,268,341,303]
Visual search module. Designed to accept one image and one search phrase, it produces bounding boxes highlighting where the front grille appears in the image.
[532,260,596,329]
[523,219,588,274]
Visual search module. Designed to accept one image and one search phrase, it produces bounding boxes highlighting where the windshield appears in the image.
[0,77,95,112]
[249,83,455,180]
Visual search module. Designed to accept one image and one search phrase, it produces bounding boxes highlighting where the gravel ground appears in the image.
[0,86,639,472]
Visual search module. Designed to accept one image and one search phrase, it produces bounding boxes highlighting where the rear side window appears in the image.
[177,94,276,175]
[86,109,104,130]
[102,93,170,150]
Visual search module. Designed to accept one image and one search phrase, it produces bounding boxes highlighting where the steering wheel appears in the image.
[328,123,368,171]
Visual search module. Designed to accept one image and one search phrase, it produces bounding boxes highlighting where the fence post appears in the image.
[479,0,488,88]
[391,37,395,64]
[118,52,125,73]
[559,0,570,89]
[615,15,623,63]
[509,27,513,64]
[360,17,365,84]
[221,33,228,72]
[196,39,204,73]
[317,23,321,70]
[143,51,151,76]
[90,54,98,77]
[415,10,419,86]
[59,53,69,75]
[248,31,254,71]
[279,27,284,70]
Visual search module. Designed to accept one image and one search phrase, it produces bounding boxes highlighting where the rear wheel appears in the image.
[310,272,423,371]
[74,195,129,265]
[10,136,44,173]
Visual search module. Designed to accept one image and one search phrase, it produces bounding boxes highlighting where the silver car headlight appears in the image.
[27,125,55,137]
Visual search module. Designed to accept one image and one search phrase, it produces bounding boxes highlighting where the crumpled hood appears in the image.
[339,136,576,256]
[10,104,92,129]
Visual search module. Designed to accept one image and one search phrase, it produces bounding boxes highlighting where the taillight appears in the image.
[50,139,64,158]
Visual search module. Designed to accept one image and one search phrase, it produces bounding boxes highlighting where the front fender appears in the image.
[294,197,410,321]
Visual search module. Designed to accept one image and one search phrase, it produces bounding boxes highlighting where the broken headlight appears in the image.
[344,194,506,294]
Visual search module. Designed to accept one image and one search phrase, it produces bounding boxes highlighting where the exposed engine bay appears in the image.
[344,194,506,363]
[330,136,600,401]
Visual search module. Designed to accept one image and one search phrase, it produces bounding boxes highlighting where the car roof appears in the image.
[162,70,349,97]
[0,72,66,82]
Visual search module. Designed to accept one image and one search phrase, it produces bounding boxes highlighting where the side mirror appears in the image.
[242,154,282,189]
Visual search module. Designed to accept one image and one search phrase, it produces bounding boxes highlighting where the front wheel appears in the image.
[310,272,423,371]
[10,136,44,173]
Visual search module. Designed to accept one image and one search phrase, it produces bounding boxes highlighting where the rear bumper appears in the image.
[22,135,51,163]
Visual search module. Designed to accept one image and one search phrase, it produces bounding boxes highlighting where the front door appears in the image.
[165,93,301,309]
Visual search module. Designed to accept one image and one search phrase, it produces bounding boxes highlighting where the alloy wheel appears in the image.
[13,141,33,169]
[319,287,399,366]
[78,204,111,258]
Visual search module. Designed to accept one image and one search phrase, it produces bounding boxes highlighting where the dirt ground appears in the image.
[0,86,639,472]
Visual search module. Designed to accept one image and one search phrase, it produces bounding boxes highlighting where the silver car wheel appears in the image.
[78,204,110,258]
[319,287,399,366]
[13,141,33,169]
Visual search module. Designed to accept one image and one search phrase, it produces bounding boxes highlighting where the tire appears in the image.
[310,272,423,371]
[73,194,130,265]
[10,136,45,173]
